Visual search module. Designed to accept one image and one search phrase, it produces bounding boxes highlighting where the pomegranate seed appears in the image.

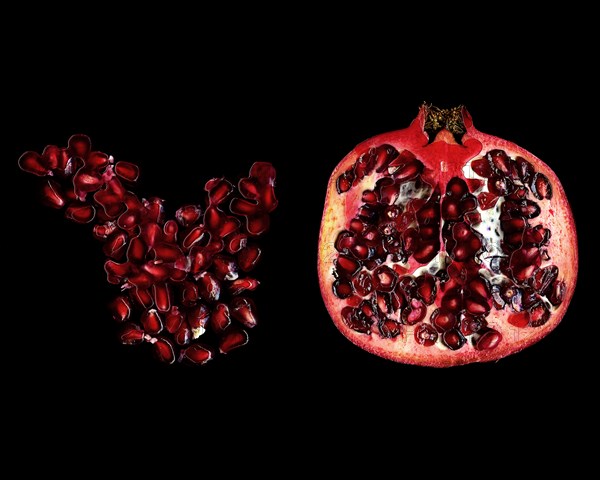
[336,169,354,193]
[196,272,221,303]
[153,283,171,312]
[189,247,213,274]
[67,134,91,158]
[442,329,465,350]
[142,261,171,283]
[141,309,163,335]
[414,323,438,347]
[94,221,118,241]
[477,192,499,210]
[126,268,154,289]
[416,274,436,305]
[140,222,162,249]
[182,226,208,250]
[132,287,154,309]
[245,213,270,236]
[181,280,200,306]
[187,303,210,334]
[431,308,457,332]
[373,265,398,292]
[165,306,184,334]
[531,173,552,200]
[152,337,176,364]
[65,202,96,223]
[41,145,60,170]
[212,254,239,281]
[335,255,361,277]
[211,303,231,332]
[114,161,139,182]
[163,219,178,243]
[219,326,249,353]
[230,297,257,328]
[226,231,248,254]
[109,296,132,322]
[333,279,353,299]
[474,329,502,350]
[143,197,165,224]
[228,278,260,295]
[174,322,192,346]
[176,204,202,227]
[152,242,183,262]
[238,244,262,272]
[470,158,493,178]
[19,151,50,176]
[127,236,147,263]
[460,313,487,336]
[206,178,234,205]
[548,279,565,306]
[104,260,130,280]
[180,344,214,365]
[378,318,402,338]
[40,180,66,209]
[73,167,104,198]
[120,323,145,345]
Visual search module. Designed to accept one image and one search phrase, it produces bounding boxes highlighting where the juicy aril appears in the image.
[18,135,277,365]
[318,104,577,367]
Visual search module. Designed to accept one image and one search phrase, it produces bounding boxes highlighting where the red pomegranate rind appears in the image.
[318,104,577,367]
[19,134,278,366]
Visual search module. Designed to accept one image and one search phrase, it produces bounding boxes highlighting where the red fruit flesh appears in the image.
[318,104,577,367]
[19,134,278,366]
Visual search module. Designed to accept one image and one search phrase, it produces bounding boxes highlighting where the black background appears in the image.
[4,10,595,467]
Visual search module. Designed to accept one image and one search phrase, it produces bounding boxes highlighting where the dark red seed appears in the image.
[114,161,140,182]
[487,149,511,176]
[238,244,261,272]
[142,261,171,283]
[176,204,203,227]
[508,311,529,328]
[180,344,215,365]
[362,190,379,204]
[67,134,91,158]
[441,197,460,221]
[104,260,130,280]
[333,279,354,299]
[528,302,550,327]
[126,268,154,289]
[226,232,248,254]
[73,167,105,198]
[414,323,438,347]
[531,173,552,200]
[219,326,249,353]
[335,255,361,277]
[548,279,565,306]
[446,177,469,198]
[211,303,232,332]
[132,287,154,309]
[474,329,502,350]
[163,219,179,243]
[353,271,374,297]
[140,222,162,249]
[152,337,176,364]
[487,175,514,196]
[416,274,436,305]
[207,178,235,205]
[402,298,427,325]
[126,236,147,263]
[141,309,163,334]
[41,145,61,170]
[373,265,398,292]
[460,313,487,336]
[165,307,184,334]
[393,159,423,181]
[378,318,402,338]
[152,242,183,262]
[464,295,490,315]
[413,240,438,264]
[230,297,257,329]
[442,329,465,350]
[182,226,210,250]
[187,303,211,332]
[119,323,145,345]
[531,265,559,293]
[38,180,66,210]
[174,322,192,346]
[228,278,260,295]
[212,255,239,281]
[465,178,483,192]
[516,156,535,183]
[431,308,457,332]
[109,296,132,322]
[477,192,499,210]
[470,158,494,178]
[196,272,221,303]
[153,283,171,312]
[65,202,96,223]
[18,151,51,176]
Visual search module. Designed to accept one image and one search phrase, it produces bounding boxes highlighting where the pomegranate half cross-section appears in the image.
[318,104,577,367]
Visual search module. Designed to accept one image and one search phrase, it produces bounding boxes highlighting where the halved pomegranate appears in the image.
[318,104,577,367]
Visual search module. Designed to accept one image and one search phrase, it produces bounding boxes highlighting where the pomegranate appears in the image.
[318,104,577,367]
[18,134,277,365]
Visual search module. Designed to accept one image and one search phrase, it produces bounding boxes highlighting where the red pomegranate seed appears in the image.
[180,344,215,365]
[41,179,66,209]
[414,323,438,347]
[187,303,210,332]
[189,246,213,275]
[140,222,162,249]
[465,178,482,192]
[477,192,499,210]
[19,151,50,176]
[86,152,110,170]
[431,308,457,332]
[127,236,147,263]
[109,296,132,322]
[142,261,171,283]
[442,329,466,350]
[196,272,221,303]
[153,283,171,312]
[141,309,163,334]
[165,306,184,334]
[181,280,200,306]
[132,287,154,309]
[152,242,183,262]
[226,231,248,254]
[219,326,249,353]
[415,274,436,305]
[174,322,192,346]
[41,145,60,170]
[104,260,130,280]
[182,226,208,250]
[228,278,259,295]
[73,167,105,198]
[460,313,487,336]
[65,202,96,223]
[211,303,231,332]
[532,173,552,200]
[143,197,165,224]
[230,297,257,328]
[120,323,145,345]
[548,279,565,306]
[152,337,176,364]
[163,220,179,243]
[176,204,203,227]
[238,244,262,272]
[68,134,91,158]
[117,208,141,231]
[94,221,118,241]
[212,254,239,281]
[115,161,140,182]
[474,329,502,350]
[206,178,234,205]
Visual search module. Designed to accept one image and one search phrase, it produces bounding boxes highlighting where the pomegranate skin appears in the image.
[318,104,578,367]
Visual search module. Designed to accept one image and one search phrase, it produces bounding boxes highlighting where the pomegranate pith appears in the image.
[318,104,577,367]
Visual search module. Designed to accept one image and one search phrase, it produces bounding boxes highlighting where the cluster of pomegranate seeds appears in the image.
[19,134,277,365]
[332,145,563,352]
